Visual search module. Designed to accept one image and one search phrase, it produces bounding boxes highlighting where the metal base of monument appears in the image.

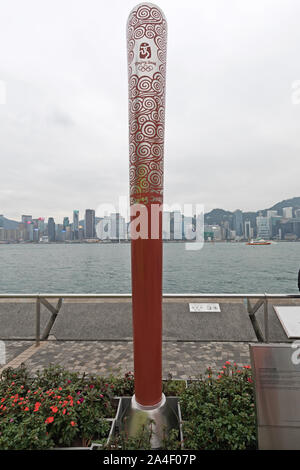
[116,395,182,449]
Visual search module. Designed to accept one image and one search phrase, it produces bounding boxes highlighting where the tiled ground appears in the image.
[2,340,34,364]
[1,340,251,379]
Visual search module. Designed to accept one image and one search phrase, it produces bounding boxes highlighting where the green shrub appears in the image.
[180,362,257,450]
[163,374,186,396]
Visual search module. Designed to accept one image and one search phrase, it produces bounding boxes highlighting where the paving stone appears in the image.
[9,340,251,379]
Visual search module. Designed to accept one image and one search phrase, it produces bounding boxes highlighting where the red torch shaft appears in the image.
[131,219,163,406]
[127,3,167,407]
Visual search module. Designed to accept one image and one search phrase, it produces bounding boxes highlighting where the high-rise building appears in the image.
[244,220,253,240]
[97,213,126,241]
[56,224,65,242]
[162,212,171,240]
[98,216,112,240]
[73,210,79,240]
[37,218,45,234]
[282,207,293,219]
[267,210,278,218]
[21,215,32,224]
[256,216,270,239]
[47,217,56,242]
[171,211,182,240]
[85,209,95,238]
[63,217,70,229]
[233,210,243,237]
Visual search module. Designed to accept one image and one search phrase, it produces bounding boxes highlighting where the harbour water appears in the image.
[0,242,299,294]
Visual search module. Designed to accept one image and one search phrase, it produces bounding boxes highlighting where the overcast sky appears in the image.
[0,0,300,222]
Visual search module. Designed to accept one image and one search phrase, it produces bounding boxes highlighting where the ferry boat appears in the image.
[246,238,271,246]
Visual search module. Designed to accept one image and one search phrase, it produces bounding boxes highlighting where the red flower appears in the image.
[34,402,41,412]
[70,421,76,427]
[247,378,253,383]
[89,384,94,389]
[24,407,29,411]
[51,406,58,413]
[62,409,66,415]
[45,417,54,424]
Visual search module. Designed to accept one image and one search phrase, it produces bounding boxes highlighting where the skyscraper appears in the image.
[73,210,79,240]
[282,207,293,219]
[63,217,70,229]
[244,220,252,240]
[85,209,95,238]
[233,210,243,237]
[21,215,32,224]
[47,217,56,242]
[256,216,270,239]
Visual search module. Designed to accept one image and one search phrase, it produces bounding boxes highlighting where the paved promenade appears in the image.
[1,339,251,379]
[1,296,298,378]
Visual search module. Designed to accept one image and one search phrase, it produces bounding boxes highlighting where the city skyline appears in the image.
[1,194,300,225]
[1,195,300,243]
[1,1,300,220]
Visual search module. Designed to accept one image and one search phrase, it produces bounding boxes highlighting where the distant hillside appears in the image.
[0,216,19,230]
[261,197,300,216]
[204,196,300,225]
[204,209,233,225]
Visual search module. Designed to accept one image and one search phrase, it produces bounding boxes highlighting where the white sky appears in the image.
[0,0,300,222]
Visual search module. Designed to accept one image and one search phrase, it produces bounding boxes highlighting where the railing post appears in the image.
[264,294,269,343]
[36,296,40,347]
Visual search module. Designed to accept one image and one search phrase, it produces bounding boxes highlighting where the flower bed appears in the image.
[180,362,257,450]
[0,365,118,449]
[0,362,257,450]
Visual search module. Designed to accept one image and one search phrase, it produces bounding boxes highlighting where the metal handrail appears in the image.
[0,293,299,298]
[0,293,299,346]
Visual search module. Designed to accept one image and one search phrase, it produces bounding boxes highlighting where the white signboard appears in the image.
[274,306,300,339]
[189,303,221,313]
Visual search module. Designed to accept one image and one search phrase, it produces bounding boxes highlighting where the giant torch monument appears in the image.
[127,3,168,439]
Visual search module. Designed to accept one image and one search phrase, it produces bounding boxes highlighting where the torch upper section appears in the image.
[127,3,167,206]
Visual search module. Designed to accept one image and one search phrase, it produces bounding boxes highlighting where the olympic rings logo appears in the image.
[138,65,153,72]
